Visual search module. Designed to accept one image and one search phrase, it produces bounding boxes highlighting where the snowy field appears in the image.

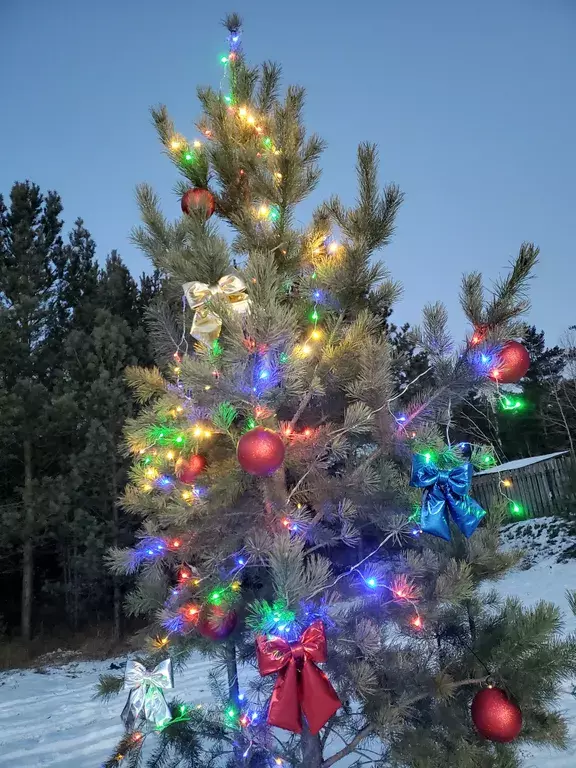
[1,520,576,767]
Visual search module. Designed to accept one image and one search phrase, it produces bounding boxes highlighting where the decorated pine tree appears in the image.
[99,15,576,768]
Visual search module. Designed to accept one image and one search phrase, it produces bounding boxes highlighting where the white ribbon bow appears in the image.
[182,275,250,346]
[121,658,174,728]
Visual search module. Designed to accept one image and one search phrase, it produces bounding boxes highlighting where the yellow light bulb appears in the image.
[138,448,146,455]
[274,172,282,180]
[166,451,175,461]
[182,490,192,500]
[231,581,241,591]
[170,139,182,150]
[142,484,152,492]
[176,405,184,413]
[247,115,255,125]
[310,329,321,340]
[239,107,247,118]
[174,366,181,374]
[203,430,212,438]
[328,242,340,254]
[301,344,312,356]
[193,427,203,438]
[193,140,202,148]
[258,205,269,217]
[145,468,157,479]
[204,385,211,391]
[502,479,512,488]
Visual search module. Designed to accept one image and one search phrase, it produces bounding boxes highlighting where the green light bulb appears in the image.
[311,310,319,322]
[424,452,431,463]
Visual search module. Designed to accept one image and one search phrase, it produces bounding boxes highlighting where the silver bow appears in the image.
[182,275,250,346]
[121,658,174,729]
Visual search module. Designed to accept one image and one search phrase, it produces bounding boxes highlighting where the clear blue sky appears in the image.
[2,0,575,343]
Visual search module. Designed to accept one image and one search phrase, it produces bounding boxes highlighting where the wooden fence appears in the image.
[472,454,574,517]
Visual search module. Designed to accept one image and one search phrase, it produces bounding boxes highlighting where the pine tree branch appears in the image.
[321,725,374,767]
[321,677,489,766]
[289,313,345,428]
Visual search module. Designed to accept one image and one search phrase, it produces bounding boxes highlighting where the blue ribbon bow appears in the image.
[409,455,486,541]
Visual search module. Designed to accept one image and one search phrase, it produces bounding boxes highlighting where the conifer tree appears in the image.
[100,16,576,767]
[0,181,66,642]
[0,188,158,638]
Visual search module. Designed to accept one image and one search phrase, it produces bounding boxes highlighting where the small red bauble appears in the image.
[181,188,216,219]
[197,605,237,641]
[471,688,522,743]
[489,341,530,384]
[176,454,207,484]
[237,427,285,476]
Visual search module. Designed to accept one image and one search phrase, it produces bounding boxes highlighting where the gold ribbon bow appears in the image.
[182,275,250,346]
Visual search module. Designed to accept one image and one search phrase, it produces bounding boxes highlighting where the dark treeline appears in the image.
[1,180,574,647]
[0,181,160,644]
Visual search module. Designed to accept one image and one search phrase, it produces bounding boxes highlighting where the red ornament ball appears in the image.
[237,427,285,476]
[471,688,522,743]
[176,454,207,484]
[489,341,530,384]
[181,188,216,219]
[197,605,237,641]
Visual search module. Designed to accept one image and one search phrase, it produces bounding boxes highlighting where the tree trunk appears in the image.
[21,439,34,643]
[111,464,122,641]
[301,725,323,767]
[225,638,240,702]
[113,583,121,642]
[72,543,79,632]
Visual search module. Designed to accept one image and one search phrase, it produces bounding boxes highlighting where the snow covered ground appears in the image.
[1,520,576,767]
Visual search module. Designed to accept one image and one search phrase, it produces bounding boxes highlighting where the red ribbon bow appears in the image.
[256,620,341,734]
